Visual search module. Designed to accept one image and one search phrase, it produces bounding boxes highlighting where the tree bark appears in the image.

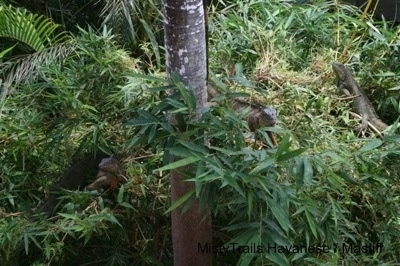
[163,0,211,265]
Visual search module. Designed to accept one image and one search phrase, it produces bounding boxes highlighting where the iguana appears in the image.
[36,151,110,217]
[207,83,278,144]
[332,62,388,134]
[86,156,126,191]
[202,2,277,143]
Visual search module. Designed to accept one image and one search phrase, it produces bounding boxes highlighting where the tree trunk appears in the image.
[163,0,211,265]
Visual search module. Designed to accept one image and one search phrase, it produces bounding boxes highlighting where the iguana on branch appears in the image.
[332,62,388,134]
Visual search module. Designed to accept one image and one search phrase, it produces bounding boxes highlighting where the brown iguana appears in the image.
[203,2,277,143]
[332,62,388,134]
[86,156,125,191]
[207,83,277,144]
[37,151,109,217]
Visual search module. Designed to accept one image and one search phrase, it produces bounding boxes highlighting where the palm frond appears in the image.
[0,5,69,51]
[0,40,76,97]
[100,0,137,45]
[0,5,73,97]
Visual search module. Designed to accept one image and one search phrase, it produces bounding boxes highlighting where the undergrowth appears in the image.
[0,0,400,265]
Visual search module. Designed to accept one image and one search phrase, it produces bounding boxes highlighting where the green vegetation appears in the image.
[0,0,400,265]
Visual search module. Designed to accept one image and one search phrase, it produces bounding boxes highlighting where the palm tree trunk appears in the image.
[163,0,212,265]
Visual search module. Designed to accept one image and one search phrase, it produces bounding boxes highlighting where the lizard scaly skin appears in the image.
[332,62,388,133]
[207,83,277,129]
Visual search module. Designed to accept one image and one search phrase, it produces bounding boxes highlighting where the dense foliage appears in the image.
[0,0,400,265]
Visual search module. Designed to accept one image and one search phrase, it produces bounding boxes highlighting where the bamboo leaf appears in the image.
[154,156,200,172]
[277,148,306,162]
[359,139,383,152]
[305,209,317,238]
[165,190,195,214]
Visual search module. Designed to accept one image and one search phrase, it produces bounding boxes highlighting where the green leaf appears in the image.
[126,72,167,83]
[28,233,42,249]
[295,157,313,187]
[0,44,16,59]
[169,147,194,157]
[327,194,338,227]
[0,6,68,51]
[176,139,209,155]
[24,233,29,255]
[277,148,306,162]
[268,198,292,233]
[336,170,359,185]
[249,158,276,174]
[154,156,200,172]
[58,213,79,219]
[222,174,245,197]
[305,209,317,238]
[117,185,124,204]
[275,134,291,158]
[103,213,122,227]
[120,202,135,210]
[165,190,195,214]
[237,253,255,266]
[284,11,295,29]
[125,118,155,127]
[265,251,290,266]
[170,72,196,111]
[140,19,161,68]
[247,191,254,218]
[148,124,157,143]
[359,139,383,152]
